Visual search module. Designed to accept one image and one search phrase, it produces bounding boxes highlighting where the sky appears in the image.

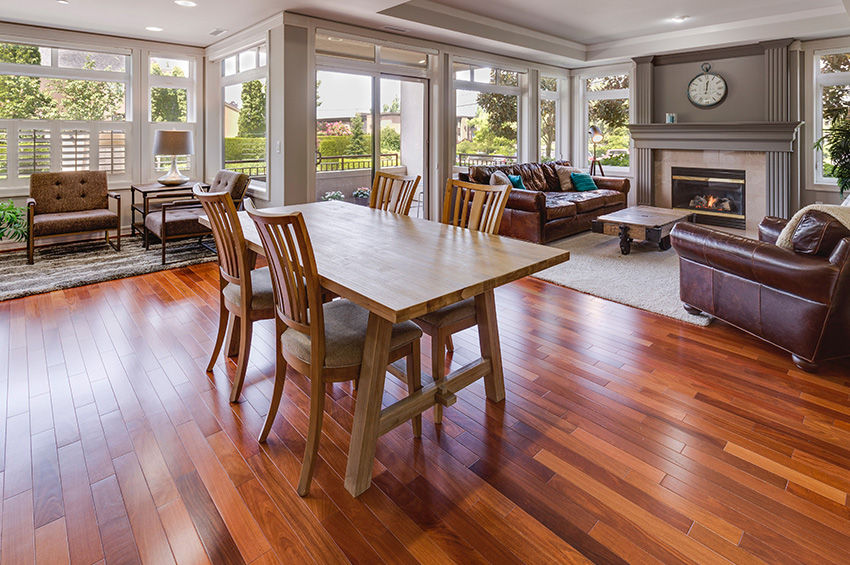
[316,71,404,119]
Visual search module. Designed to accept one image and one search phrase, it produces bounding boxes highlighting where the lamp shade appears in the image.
[153,130,194,156]
[588,125,604,144]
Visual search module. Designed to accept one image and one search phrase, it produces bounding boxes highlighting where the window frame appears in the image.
[451,57,525,171]
[574,64,633,175]
[219,43,269,197]
[539,75,563,162]
[0,39,132,187]
[812,47,850,187]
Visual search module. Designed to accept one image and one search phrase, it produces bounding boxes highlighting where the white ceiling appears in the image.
[1,0,850,66]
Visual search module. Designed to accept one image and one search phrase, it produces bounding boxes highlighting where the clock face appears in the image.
[687,73,727,107]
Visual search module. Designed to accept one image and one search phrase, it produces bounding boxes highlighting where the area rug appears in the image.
[0,238,217,301]
[534,231,713,326]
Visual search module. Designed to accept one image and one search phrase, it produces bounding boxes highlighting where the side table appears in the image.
[130,181,208,246]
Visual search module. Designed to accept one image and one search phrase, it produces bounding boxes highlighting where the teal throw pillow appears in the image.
[570,172,598,192]
[507,174,526,190]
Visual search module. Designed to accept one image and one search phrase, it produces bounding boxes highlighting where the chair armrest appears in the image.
[671,222,841,304]
[27,197,36,207]
[160,198,201,211]
[107,191,121,200]
[506,188,546,213]
[592,176,630,194]
[758,216,787,244]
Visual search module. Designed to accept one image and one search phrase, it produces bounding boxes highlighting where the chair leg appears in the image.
[298,377,326,496]
[117,225,121,251]
[27,232,34,265]
[406,344,422,438]
[229,316,253,403]
[446,335,455,352]
[161,235,166,265]
[258,341,287,442]
[207,300,228,372]
[431,330,447,425]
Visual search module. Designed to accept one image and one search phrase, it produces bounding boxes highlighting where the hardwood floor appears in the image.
[1,262,849,564]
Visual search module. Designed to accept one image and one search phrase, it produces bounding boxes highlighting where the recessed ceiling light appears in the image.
[174,0,197,6]
[145,26,164,32]
[327,36,344,42]
[670,16,688,23]
[56,0,69,4]
[418,60,426,64]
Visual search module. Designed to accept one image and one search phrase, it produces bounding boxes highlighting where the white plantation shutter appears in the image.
[98,129,126,174]
[61,129,91,171]
[18,129,52,178]
[0,129,7,180]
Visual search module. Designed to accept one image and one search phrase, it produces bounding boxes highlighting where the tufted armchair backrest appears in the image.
[30,171,109,215]
[209,170,250,202]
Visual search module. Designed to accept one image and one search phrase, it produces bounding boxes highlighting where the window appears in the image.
[540,76,559,162]
[0,40,131,185]
[579,71,631,171]
[453,62,522,167]
[221,45,267,189]
[149,54,197,178]
[814,50,850,184]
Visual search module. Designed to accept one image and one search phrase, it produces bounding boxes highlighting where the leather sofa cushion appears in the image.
[145,207,209,237]
[469,160,570,191]
[32,209,118,237]
[545,191,608,214]
[30,171,109,215]
[544,193,578,220]
[791,210,850,257]
[597,189,626,207]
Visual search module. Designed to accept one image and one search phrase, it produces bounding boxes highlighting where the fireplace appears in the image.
[671,166,746,229]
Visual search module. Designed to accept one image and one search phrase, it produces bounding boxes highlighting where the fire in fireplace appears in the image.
[672,166,746,229]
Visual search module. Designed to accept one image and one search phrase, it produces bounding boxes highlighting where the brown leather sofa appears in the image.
[460,161,630,243]
[27,170,121,264]
[670,212,850,371]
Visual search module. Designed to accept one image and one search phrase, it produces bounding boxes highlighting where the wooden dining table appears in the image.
[201,200,569,496]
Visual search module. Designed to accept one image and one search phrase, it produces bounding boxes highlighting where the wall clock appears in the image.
[687,63,727,108]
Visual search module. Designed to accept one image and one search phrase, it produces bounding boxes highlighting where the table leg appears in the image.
[474,290,505,403]
[345,313,393,497]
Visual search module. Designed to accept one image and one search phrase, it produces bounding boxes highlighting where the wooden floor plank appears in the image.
[2,262,849,565]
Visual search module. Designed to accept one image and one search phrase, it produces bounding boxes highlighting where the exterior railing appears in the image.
[224,159,267,178]
[455,153,517,167]
[316,153,399,172]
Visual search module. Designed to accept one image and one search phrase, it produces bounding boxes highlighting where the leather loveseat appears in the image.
[460,161,630,243]
[670,212,850,372]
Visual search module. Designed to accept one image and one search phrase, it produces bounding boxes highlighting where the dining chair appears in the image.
[369,171,422,215]
[245,200,423,496]
[194,185,275,403]
[414,178,511,424]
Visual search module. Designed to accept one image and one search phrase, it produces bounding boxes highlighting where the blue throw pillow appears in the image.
[570,172,598,192]
[507,174,526,190]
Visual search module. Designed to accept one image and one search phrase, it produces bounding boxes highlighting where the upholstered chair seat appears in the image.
[32,208,118,237]
[416,298,475,328]
[222,267,275,311]
[281,299,423,369]
[144,207,206,237]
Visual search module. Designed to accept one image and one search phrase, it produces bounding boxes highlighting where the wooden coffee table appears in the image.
[591,206,695,255]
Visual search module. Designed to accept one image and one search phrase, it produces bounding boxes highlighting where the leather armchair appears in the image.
[27,171,120,264]
[670,216,850,371]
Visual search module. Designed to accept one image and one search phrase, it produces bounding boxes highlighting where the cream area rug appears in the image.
[533,231,713,326]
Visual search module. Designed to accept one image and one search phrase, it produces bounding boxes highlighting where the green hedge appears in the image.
[224,137,266,161]
[318,134,373,157]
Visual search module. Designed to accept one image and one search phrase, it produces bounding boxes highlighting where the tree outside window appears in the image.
[150,62,188,122]
[585,73,630,169]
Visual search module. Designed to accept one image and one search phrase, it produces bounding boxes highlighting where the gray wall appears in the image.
[652,54,765,123]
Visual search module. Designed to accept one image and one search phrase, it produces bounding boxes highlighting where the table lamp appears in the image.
[588,125,605,177]
[153,130,194,186]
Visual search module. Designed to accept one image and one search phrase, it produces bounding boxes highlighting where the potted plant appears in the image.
[321,190,345,201]
[0,200,27,242]
[352,187,371,200]
[816,108,850,198]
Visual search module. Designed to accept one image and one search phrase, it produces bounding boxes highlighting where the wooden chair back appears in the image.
[442,179,511,235]
[245,201,325,362]
[370,171,421,215]
[194,185,253,296]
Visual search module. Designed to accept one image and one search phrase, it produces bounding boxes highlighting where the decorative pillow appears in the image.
[570,172,598,192]
[507,174,527,190]
[489,170,512,186]
[791,210,850,257]
[555,165,582,191]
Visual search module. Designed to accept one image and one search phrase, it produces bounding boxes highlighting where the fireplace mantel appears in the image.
[628,122,802,152]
